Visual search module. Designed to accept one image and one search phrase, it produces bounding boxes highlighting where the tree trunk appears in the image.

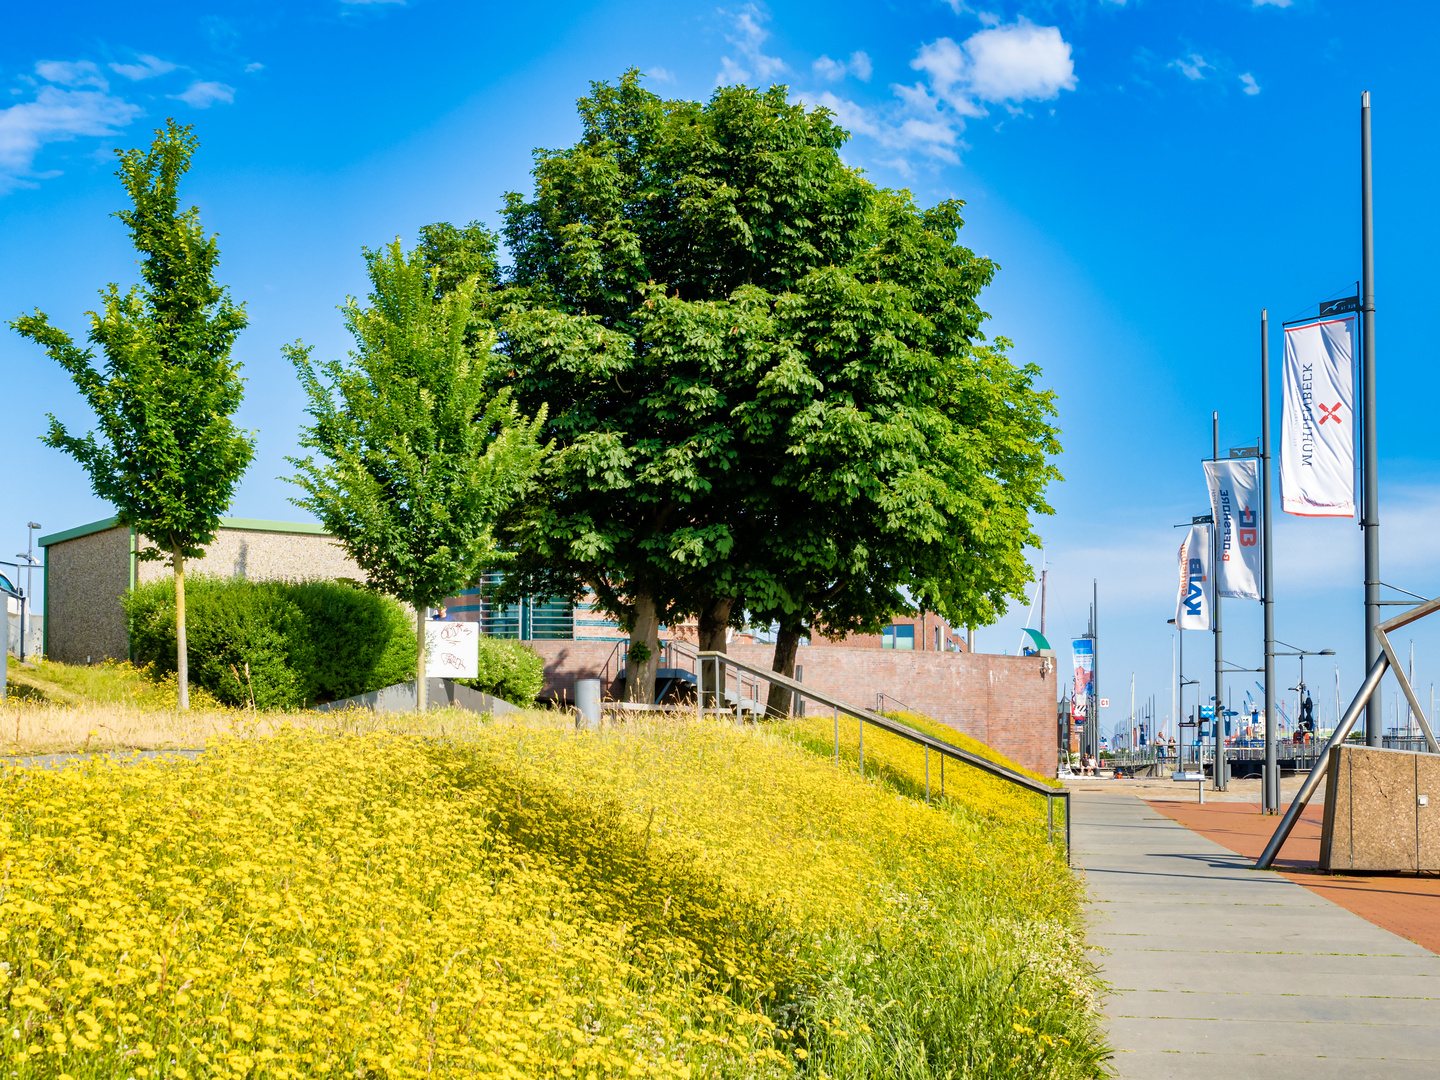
[766,623,803,717]
[697,596,735,652]
[416,605,428,712]
[174,547,189,711]
[625,593,661,704]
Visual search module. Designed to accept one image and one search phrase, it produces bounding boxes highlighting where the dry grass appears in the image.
[1,701,267,756]
[0,696,546,757]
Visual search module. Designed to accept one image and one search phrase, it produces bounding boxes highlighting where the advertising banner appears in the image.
[1204,459,1262,600]
[425,621,480,679]
[1071,638,1094,723]
[1175,524,1212,631]
[1281,316,1356,517]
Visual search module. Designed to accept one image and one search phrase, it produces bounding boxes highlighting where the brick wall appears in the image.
[528,639,1058,776]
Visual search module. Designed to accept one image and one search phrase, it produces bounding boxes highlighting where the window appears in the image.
[882,625,915,650]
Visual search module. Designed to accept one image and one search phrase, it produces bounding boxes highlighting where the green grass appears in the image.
[5,656,221,709]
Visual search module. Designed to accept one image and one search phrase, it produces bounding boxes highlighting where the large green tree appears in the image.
[11,120,255,709]
[491,72,1059,704]
[286,240,546,710]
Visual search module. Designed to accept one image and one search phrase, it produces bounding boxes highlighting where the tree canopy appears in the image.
[485,71,1060,702]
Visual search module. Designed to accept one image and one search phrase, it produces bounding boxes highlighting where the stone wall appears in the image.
[527,640,1058,776]
[44,525,131,664]
[132,528,362,587]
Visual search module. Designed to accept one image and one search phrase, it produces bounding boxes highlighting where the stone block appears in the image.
[1322,744,1429,871]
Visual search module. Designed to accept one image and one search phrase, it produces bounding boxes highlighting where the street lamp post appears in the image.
[1275,641,1336,747]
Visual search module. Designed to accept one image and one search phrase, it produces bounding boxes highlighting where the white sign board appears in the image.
[425,622,479,679]
[1099,698,1110,709]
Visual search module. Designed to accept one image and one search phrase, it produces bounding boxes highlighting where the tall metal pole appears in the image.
[1213,412,1226,789]
[1262,310,1278,811]
[1171,633,1177,764]
[1091,580,1099,759]
[1040,568,1047,637]
[1361,90,1381,746]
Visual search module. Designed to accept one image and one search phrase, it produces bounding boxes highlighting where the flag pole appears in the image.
[1361,90,1381,747]
[1213,412,1227,790]
[1262,309,1278,812]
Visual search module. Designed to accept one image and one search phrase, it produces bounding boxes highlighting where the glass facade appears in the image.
[882,625,915,650]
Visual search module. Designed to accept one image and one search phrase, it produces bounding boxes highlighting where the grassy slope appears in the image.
[0,707,1106,1079]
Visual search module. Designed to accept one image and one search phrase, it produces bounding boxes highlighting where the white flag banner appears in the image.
[1175,524,1212,631]
[1280,316,1356,517]
[1204,459,1262,600]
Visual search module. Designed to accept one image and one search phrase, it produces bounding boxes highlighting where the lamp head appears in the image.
[1319,649,1335,655]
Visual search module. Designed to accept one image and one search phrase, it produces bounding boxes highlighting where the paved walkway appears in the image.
[1076,791,1440,1078]
[0,748,203,770]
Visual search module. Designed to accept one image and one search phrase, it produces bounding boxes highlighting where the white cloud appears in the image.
[34,60,109,92]
[952,19,1077,102]
[0,80,141,193]
[341,0,405,4]
[1253,0,1292,6]
[646,66,676,83]
[717,4,787,85]
[109,54,177,81]
[812,50,872,83]
[245,62,265,74]
[172,80,235,108]
[1240,72,1261,95]
[802,17,1075,172]
[1170,54,1210,80]
[805,89,960,164]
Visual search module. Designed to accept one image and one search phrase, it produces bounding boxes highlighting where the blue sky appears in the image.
[4,0,1439,737]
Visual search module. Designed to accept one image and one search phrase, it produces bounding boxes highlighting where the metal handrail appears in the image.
[694,650,1071,860]
[876,691,918,715]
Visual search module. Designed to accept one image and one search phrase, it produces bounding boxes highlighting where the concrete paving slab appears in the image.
[1110,988,1439,1024]
[1075,791,1440,1078]
[1112,1049,1436,1080]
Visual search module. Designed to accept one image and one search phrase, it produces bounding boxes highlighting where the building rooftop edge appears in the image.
[39,516,330,547]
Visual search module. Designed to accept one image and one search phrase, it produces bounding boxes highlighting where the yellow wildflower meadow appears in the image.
[0,713,1105,1079]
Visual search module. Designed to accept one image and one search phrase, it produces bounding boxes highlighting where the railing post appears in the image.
[1047,794,1054,844]
[1065,792,1071,865]
[925,746,930,803]
[833,705,839,766]
[940,753,944,797]
[859,715,864,777]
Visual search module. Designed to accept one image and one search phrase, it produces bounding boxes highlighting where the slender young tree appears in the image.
[11,120,254,709]
[286,240,547,710]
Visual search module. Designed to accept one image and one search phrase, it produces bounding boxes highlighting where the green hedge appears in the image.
[125,576,547,709]
[125,576,414,709]
[461,636,546,707]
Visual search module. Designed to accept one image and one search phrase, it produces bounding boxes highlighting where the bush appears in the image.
[124,576,413,708]
[460,635,545,706]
